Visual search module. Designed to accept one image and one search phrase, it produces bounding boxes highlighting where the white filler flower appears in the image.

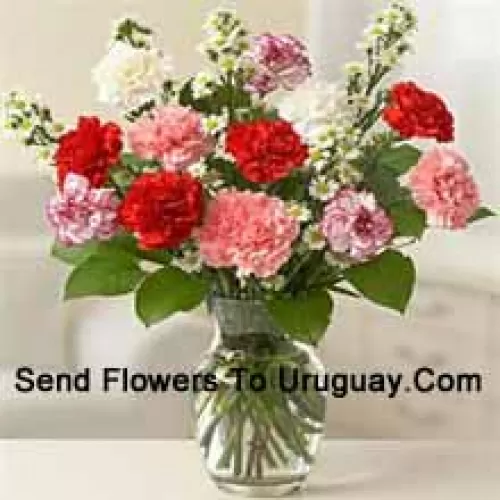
[92,41,172,109]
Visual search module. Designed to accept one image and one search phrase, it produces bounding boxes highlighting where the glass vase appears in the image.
[193,298,326,497]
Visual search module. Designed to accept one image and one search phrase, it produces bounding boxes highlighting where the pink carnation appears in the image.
[128,105,214,171]
[408,147,480,229]
[197,191,300,278]
[321,189,393,261]
[46,173,119,246]
[245,34,311,96]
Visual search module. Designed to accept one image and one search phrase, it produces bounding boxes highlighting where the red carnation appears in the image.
[383,82,454,142]
[226,119,308,183]
[119,172,203,250]
[56,116,122,189]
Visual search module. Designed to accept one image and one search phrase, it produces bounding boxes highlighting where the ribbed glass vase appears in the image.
[193,298,326,497]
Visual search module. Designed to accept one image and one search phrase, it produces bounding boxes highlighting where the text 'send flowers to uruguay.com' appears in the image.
[14,366,484,399]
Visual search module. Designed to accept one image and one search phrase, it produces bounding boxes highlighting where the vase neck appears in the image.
[210,298,284,339]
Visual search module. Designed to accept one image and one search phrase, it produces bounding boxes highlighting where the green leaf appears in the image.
[468,206,497,224]
[267,291,333,346]
[135,267,209,327]
[52,234,171,267]
[344,250,416,314]
[64,253,145,300]
[377,145,421,175]
[52,235,139,266]
[364,164,410,207]
[102,234,172,265]
[51,241,98,266]
[120,152,160,174]
[388,199,427,239]
[109,167,136,195]
[209,157,254,190]
[274,171,308,201]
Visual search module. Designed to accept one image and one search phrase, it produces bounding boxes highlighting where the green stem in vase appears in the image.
[233,402,244,477]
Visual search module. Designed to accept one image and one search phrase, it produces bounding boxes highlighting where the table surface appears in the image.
[1,440,498,499]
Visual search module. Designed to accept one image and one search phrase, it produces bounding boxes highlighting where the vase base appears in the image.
[213,476,306,497]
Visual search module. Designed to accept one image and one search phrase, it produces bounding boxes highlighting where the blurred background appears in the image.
[0,0,498,439]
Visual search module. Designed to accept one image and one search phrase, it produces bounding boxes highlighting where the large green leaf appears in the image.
[275,171,308,201]
[51,240,98,266]
[135,267,209,327]
[267,291,333,346]
[468,206,497,224]
[377,145,421,175]
[52,234,171,267]
[344,250,416,314]
[64,252,146,300]
[364,163,409,207]
[388,199,427,239]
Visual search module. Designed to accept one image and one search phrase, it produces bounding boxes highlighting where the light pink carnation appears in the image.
[197,191,300,278]
[245,34,311,96]
[46,173,119,246]
[321,189,393,261]
[408,147,480,229]
[128,105,214,171]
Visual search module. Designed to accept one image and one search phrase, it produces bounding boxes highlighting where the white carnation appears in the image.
[92,42,172,109]
[274,80,340,141]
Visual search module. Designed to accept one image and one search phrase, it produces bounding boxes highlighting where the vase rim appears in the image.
[210,296,266,305]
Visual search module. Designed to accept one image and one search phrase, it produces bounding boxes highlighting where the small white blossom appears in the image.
[334,162,363,185]
[202,112,228,135]
[1,91,63,180]
[213,140,234,162]
[286,202,311,223]
[379,6,405,26]
[306,147,331,172]
[303,225,326,251]
[219,54,239,73]
[2,91,34,140]
[379,47,401,68]
[92,41,172,109]
[358,0,417,57]
[343,93,372,114]
[309,127,336,148]
[365,23,390,40]
[192,71,219,100]
[187,161,208,179]
[307,158,329,173]
[309,176,340,201]
[343,149,362,161]
[200,9,248,72]
[203,9,239,35]
[344,61,366,76]
[172,250,202,274]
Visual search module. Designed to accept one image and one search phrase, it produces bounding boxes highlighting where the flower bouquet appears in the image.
[2,0,495,496]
